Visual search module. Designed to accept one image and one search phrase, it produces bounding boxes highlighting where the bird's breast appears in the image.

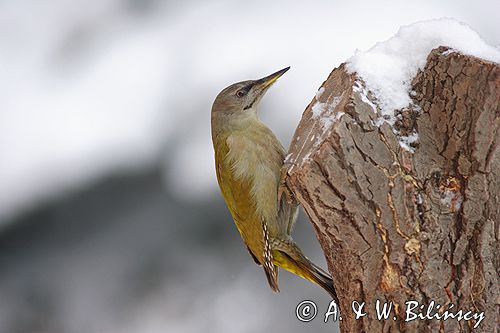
[225,129,285,228]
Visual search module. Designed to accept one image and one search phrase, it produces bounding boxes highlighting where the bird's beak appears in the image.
[254,66,290,91]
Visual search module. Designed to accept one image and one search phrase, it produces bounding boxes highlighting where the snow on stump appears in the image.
[281,20,499,333]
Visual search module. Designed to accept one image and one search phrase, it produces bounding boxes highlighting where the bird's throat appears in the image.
[212,106,259,136]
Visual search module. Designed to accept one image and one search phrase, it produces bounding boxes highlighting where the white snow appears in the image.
[311,95,343,130]
[441,190,463,211]
[1,0,500,223]
[416,193,423,205]
[441,49,457,56]
[296,94,344,165]
[0,2,499,333]
[315,87,325,99]
[301,151,312,164]
[353,81,377,113]
[311,101,326,118]
[321,111,345,131]
[347,18,500,123]
[399,132,419,152]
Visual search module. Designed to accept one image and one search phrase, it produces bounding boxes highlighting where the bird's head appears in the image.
[212,67,290,116]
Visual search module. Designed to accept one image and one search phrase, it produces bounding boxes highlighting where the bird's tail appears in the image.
[272,240,339,303]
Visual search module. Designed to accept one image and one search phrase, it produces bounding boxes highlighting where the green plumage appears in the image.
[211,68,338,301]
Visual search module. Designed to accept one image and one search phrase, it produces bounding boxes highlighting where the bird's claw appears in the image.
[278,168,296,206]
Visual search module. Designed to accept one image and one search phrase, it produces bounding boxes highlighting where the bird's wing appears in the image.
[214,133,279,291]
[277,164,300,235]
[278,195,300,236]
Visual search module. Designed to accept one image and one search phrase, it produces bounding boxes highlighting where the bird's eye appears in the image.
[236,90,246,98]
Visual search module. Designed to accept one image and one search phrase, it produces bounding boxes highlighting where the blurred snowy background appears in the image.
[0,0,498,332]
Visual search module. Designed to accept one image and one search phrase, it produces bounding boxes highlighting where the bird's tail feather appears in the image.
[263,266,280,292]
[272,241,339,303]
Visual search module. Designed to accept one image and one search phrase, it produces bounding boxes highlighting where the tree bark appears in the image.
[281,47,499,332]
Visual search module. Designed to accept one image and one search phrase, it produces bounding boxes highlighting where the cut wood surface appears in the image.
[281,47,499,332]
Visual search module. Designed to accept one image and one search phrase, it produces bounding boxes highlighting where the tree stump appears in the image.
[281,47,499,332]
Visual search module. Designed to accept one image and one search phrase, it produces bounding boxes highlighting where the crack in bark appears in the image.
[283,47,499,332]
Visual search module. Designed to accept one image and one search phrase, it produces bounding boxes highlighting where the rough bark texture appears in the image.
[281,47,499,332]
